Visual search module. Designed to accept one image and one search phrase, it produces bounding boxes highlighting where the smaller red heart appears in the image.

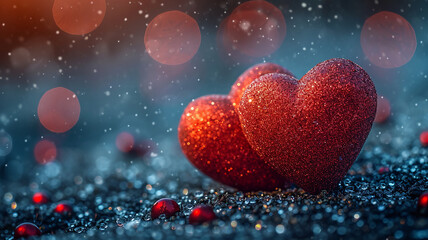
[229,62,293,109]
[178,95,289,191]
[239,58,377,194]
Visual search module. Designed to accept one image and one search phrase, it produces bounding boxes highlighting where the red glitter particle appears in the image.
[420,132,428,147]
[238,58,377,194]
[178,95,290,191]
[151,198,180,219]
[189,205,216,225]
[14,223,41,238]
[54,203,73,214]
[32,192,49,204]
[229,63,293,109]
[418,191,428,215]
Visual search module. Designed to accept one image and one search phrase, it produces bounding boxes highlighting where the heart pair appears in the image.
[178,59,377,193]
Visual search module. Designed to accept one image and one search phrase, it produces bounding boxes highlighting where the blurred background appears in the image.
[0,0,427,190]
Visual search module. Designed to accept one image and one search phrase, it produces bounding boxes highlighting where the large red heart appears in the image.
[178,95,289,191]
[238,59,377,194]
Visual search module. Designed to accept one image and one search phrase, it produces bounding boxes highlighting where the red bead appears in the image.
[418,191,428,215]
[151,198,180,219]
[14,223,41,238]
[420,131,428,147]
[32,192,49,205]
[189,205,216,225]
[54,203,73,214]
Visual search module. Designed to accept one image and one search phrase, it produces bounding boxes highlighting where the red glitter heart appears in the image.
[238,58,377,194]
[229,62,293,109]
[178,95,289,191]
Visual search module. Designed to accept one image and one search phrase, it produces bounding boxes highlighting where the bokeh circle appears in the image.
[144,10,201,65]
[34,140,57,164]
[222,0,286,57]
[38,87,80,133]
[52,0,106,35]
[361,11,416,68]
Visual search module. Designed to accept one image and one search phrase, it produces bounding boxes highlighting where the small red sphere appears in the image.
[32,192,49,204]
[189,205,216,225]
[418,191,428,215]
[14,223,41,239]
[420,131,428,147]
[361,11,416,68]
[54,203,73,214]
[151,198,180,219]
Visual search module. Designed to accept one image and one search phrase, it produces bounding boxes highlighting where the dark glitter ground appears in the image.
[1,115,428,240]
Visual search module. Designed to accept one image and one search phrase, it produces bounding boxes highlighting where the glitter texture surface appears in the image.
[178,95,289,191]
[229,63,293,109]
[238,58,377,194]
